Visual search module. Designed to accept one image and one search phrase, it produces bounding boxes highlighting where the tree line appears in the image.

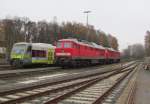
[0,17,119,57]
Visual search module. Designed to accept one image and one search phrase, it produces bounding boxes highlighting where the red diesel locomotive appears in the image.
[55,38,120,67]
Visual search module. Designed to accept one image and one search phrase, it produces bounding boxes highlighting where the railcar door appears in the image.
[25,45,32,63]
[48,49,54,64]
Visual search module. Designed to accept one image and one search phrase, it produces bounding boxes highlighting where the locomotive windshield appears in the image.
[57,42,72,48]
[12,44,27,54]
[64,42,72,48]
[57,42,62,48]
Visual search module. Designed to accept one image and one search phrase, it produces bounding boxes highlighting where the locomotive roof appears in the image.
[59,39,120,52]
[59,38,106,50]
[106,47,119,52]
[58,39,78,42]
[90,42,105,49]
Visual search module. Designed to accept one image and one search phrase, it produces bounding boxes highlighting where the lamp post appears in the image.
[83,11,91,26]
[83,11,91,40]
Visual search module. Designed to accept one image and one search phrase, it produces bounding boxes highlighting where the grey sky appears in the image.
[1,0,150,50]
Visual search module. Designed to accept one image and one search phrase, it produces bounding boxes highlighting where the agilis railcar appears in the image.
[10,42,55,67]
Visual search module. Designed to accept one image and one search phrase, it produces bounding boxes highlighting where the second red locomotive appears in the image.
[55,38,120,67]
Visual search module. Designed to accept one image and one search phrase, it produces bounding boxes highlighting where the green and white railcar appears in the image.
[10,42,55,67]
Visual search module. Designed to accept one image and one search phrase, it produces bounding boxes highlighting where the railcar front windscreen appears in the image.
[12,44,26,54]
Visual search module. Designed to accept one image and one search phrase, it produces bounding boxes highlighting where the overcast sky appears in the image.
[0,0,150,50]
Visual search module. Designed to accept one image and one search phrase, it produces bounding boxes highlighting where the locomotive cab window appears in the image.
[64,42,72,48]
[56,42,63,48]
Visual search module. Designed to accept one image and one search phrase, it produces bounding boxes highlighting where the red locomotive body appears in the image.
[105,48,120,63]
[55,38,120,67]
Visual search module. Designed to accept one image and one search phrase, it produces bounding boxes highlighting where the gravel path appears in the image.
[135,65,150,104]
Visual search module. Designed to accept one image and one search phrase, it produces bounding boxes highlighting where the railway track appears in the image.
[0,66,60,78]
[0,62,135,94]
[0,61,135,93]
[0,63,137,104]
[0,61,135,79]
[115,63,140,104]
[43,66,136,104]
[0,65,11,70]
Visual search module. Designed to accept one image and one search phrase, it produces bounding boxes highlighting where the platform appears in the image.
[135,66,150,104]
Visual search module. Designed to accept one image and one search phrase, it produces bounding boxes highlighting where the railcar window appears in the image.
[32,50,46,57]
[64,42,72,48]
